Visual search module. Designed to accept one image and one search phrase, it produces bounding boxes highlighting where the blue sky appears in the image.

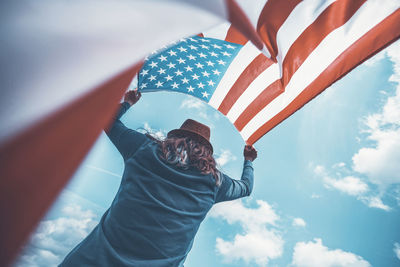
[15,40,400,267]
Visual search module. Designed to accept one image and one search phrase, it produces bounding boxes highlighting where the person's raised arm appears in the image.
[215,145,257,203]
[105,90,148,160]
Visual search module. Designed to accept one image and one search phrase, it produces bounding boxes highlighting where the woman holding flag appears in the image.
[60,89,257,267]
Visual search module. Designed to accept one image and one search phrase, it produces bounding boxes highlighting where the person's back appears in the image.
[60,90,257,266]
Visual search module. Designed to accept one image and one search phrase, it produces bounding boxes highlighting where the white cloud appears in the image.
[313,165,369,197]
[209,200,283,266]
[15,205,98,267]
[292,238,371,267]
[311,194,321,199]
[352,129,400,186]
[215,149,237,167]
[333,162,346,168]
[143,122,166,139]
[394,242,400,260]
[323,176,369,196]
[313,165,390,211]
[180,97,206,110]
[352,41,400,187]
[313,165,326,176]
[311,41,400,210]
[179,97,209,119]
[362,196,391,211]
[293,218,306,227]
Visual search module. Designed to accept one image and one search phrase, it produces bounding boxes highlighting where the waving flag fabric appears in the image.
[138,1,400,145]
[1,1,399,265]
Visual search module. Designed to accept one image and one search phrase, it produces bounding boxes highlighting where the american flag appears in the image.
[138,36,243,101]
[138,1,400,145]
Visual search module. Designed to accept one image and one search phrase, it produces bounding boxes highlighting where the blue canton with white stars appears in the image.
[138,36,243,102]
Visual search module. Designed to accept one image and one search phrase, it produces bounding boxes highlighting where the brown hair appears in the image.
[147,134,220,185]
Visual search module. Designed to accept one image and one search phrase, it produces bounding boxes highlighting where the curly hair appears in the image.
[147,134,220,185]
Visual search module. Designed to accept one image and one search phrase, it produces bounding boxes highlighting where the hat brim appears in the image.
[167,129,213,154]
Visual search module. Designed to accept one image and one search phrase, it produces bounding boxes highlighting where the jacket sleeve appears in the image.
[215,160,254,203]
[104,102,148,161]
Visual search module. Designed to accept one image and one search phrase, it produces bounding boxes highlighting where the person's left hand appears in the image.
[124,89,141,106]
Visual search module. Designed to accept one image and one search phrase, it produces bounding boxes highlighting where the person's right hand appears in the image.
[124,89,141,106]
[244,145,257,162]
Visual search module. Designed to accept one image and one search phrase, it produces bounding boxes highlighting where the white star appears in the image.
[180,38,188,42]
[206,61,215,67]
[208,80,215,86]
[189,37,198,42]
[177,58,186,64]
[167,50,177,56]
[213,69,221,75]
[177,46,187,52]
[202,71,210,77]
[151,49,158,54]
[172,82,179,89]
[181,77,189,84]
[157,68,166,74]
[149,75,156,81]
[221,51,231,57]
[202,91,209,98]
[139,82,147,89]
[200,44,209,49]
[198,52,207,58]
[212,44,222,49]
[197,82,205,89]
[225,44,235,49]
[165,75,173,81]
[175,70,183,76]
[189,44,198,50]
[210,52,218,57]
[167,62,176,69]
[192,74,200,80]
[195,63,204,69]
[140,69,149,76]
[185,66,193,72]
[149,61,158,68]
[187,54,196,60]
[187,85,195,92]
[159,55,167,62]
[155,81,164,88]
[217,60,226,66]
[200,39,210,42]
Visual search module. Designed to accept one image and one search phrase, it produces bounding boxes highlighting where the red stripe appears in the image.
[225,0,264,50]
[234,0,366,131]
[234,80,282,131]
[281,0,366,88]
[256,0,302,60]
[218,54,273,115]
[225,25,248,45]
[197,33,204,37]
[0,63,142,266]
[246,9,400,145]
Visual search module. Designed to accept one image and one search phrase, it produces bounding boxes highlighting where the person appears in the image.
[60,90,257,267]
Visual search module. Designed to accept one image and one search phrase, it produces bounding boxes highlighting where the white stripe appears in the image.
[276,0,337,64]
[240,0,399,140]
[226,63,280,122]
[208,42,261,108]
[234,0,269,28]
[202,22,231,40]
